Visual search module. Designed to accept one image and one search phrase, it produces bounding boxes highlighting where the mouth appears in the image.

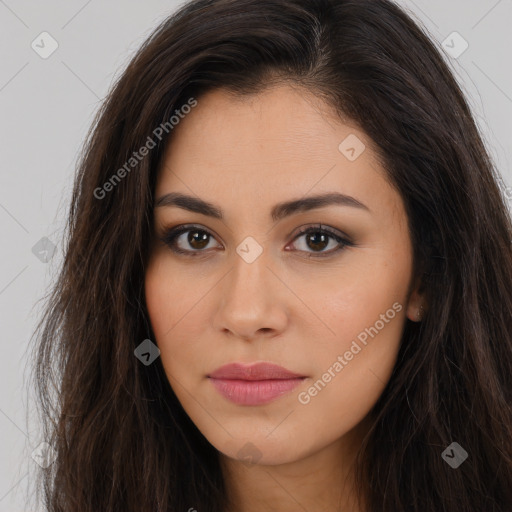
[207,362,307,406]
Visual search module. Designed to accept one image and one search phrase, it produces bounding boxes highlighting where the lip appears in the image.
[208,362,306,406]
[209,362,304,380]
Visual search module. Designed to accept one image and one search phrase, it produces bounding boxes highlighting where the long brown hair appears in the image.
[30,0,512,510]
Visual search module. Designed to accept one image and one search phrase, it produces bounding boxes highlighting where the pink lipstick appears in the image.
[208,362,306,406]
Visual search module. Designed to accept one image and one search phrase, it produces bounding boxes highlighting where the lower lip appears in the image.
[209,377,305,405]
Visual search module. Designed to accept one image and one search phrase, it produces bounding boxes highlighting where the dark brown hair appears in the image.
[30,0,512,510]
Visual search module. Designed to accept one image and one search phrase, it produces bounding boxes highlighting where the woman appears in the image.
[31,0,512,510]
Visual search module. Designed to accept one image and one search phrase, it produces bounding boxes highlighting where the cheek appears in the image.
[144,261,184,368]
[298,248,410,347]
[144,259,210,378]
[144,255,199,337]
[144,261,172,338]
[294,294,406,449]
[295,251,410,408]
[306,285,406,393]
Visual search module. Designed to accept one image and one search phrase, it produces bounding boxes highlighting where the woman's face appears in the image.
[145,84,422,465]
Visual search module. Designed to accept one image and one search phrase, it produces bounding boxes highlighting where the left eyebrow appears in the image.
[154,191,370,222]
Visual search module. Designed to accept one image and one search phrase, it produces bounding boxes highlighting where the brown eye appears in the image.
[304,231,330,251]
[159,225,222,256]
[288,225,353,257]
[186,229,210,250]
[159,223,353,258]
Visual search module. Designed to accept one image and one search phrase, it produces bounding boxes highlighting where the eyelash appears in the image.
[158,223,353,259]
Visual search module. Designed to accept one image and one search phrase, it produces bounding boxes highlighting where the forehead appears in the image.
[155,85,398,221]
[161,85,358,168]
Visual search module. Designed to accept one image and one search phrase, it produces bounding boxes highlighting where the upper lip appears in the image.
[208,362,305,380]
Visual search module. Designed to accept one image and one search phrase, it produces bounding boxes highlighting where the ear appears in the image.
[406,275,427,322]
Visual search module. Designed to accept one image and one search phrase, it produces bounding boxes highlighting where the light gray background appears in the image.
[0,0,511,510]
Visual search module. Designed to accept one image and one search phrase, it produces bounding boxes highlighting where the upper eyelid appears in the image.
[161,224,222,243]
[160,223,348,238]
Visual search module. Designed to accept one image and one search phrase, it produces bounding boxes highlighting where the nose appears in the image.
[212,249,289,341]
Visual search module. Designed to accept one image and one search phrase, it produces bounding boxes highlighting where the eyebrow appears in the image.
[155,191,370,222]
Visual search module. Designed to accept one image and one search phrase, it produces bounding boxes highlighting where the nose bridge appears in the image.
[224,241,271,307]
[213,240,288,338]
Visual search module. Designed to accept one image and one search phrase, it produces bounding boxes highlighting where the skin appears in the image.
[144,84,425,512]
